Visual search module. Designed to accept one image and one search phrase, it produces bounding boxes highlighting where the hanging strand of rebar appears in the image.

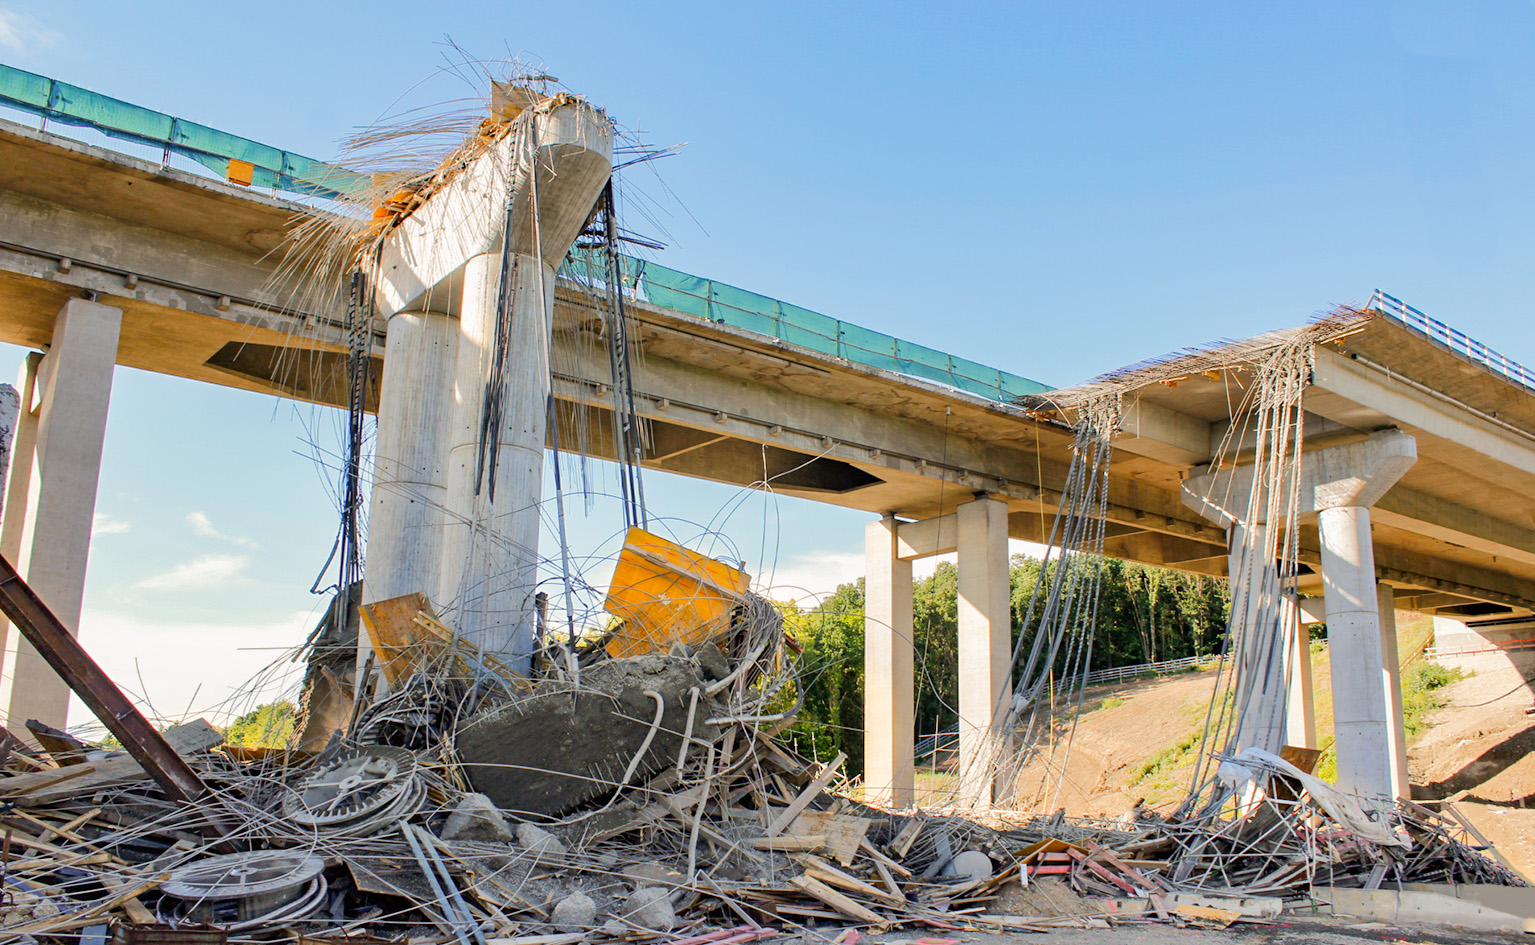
[980,393,1119,806]
[599,180,649,530]
[473,120,531,501]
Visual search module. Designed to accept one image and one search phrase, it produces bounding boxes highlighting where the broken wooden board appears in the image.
[786,809,870,866]
[0,720,222,805]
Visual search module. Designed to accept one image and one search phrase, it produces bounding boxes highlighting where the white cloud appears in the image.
[0,8,60,52]
[63,607,321,729]
[92,513,131,537]
[187,511,258,548]
[135,553,250,591]
[755,539,1050,608]
[757,550,865,608]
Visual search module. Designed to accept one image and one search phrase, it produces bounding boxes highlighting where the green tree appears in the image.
[225,700,297,749]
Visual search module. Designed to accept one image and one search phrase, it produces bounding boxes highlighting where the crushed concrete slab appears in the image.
[457,656,720,815]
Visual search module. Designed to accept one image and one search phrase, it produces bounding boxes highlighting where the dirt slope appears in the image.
[1410,647,1535,880]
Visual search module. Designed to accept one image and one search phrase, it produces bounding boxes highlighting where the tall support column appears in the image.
[863,514,914,807]
[0,353,41,689]
[0,299,121,729]
[438,253,556,669]
[1376,583,1409,798]
[1318,505,1395,807]
[1282,593,1317,750]
[0,352,40,565]
[956,494,1011,806]
[365,311,459,608]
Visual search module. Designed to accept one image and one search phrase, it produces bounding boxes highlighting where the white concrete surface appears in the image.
[365,310,459,608]
[438,252,556,666]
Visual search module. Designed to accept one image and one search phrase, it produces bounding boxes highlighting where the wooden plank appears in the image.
[765,752,844,837]
[858,838,913,877]
[890,818,923,858]
[787,810,869,866]
[2,873,166,935]
[797,856,905,907]
[788,874,884,925]
[0,720,222,804]
[97,871,156,925]
[747,835,825,852]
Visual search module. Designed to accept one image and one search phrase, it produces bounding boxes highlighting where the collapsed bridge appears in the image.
[0,65,1530,828]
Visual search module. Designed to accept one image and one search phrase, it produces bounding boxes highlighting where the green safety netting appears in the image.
[1,62,1046,404]
[0,63,367,201]
[564,248,1049,403]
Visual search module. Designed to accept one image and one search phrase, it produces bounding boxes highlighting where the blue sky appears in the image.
[1,1,1533,725]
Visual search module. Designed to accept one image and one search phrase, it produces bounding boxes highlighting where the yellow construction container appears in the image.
[603,527,750,659]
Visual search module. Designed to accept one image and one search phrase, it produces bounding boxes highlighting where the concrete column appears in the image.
[1376,583,1409,798]
[0,299,121,729]
[1282,593,1317,750]
[438,252,555,669]
[1318,505,1395,807]
[863,514,914,807]
[956,494,1011,806]
[364,311,459,608]
[1,353,42,565]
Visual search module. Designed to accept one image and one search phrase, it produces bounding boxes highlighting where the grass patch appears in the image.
[1128,727,1205,787]
[1403,661,1464,741]
[1096,696,1125,712]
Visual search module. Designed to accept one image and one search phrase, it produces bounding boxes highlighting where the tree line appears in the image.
[779,555,1230,776]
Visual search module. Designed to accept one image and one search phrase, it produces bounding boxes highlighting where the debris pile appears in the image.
[0,530,1525,941]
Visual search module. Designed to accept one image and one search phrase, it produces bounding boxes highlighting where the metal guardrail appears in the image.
[1425,636,1535,659]
[1369,290,1535,395]
[1080,653,1226,687]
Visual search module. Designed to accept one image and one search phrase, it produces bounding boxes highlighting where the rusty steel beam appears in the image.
[0,553,209,804]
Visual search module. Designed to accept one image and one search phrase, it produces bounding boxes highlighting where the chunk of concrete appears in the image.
[441,793,515,843]
[624,886,677,931]
[457,656,719,816]
[940,850,994,882]
[550,891,596,931]
[622,862,686,888]
[516,823,568,859]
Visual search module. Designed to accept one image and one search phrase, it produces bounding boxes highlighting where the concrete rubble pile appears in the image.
[0,529,1527,942]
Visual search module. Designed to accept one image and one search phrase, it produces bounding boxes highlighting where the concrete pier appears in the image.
[371,95,613,672]
[955,495,1012,806]
[1185,428,1417,805]
[1377,582,1409,799]
[1312,431,1416,806]
[863,514,914,806]
[1284,592,1319,750]
[0,299,121,729]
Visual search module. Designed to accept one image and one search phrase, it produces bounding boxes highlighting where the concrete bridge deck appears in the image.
[4,115,1533,625]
